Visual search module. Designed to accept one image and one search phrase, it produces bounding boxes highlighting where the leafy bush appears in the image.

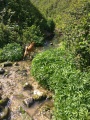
[31,48,75,90]
[23,25,44,45]
[31,48,90,120]
[0,0,55,47]
[0,23,20,47]
[53,68,90,120]
[61,1,90,70]
[0,43,23,62]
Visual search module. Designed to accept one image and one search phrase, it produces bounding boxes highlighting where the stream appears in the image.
[0,36,60,120]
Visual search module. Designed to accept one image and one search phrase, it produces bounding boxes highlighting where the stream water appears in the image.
[0,35,60,120]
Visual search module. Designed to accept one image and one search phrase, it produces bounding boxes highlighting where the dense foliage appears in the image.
[0,43,23,62]
[31,0,90,70]
[0,0,90,119]
[31,48,90,120]
[23,25,44,45]
[31,1,90,119]
[0,0,55,48]
[31,48,74,89]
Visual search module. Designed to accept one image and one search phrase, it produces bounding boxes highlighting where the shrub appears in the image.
[0,43,23,62]
[31,48,75,89]
[23,25,44,45]
[46,18,55,33]
[53,68,90,120]
[0,23,20,47]
[31,48,90,120]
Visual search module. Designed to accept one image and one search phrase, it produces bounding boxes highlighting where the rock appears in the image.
[23,82,33,90]
[0,68,5,74]
[0,83,3,99]
[33,90,47,101]
[0,82,2,90]
[23,97,34,107]
[21,69,27,76]
[29,55,34,61]
[3,62,12,67]
[14,62,19,66]
[3,70,11,78]
[0,107,10,120]
[0,97,9,106]
[50,42,53,45]
[33,90,44,96]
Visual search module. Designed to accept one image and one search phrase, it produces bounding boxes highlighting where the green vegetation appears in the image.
[31,48,74,89]
[31,0,90,69]
[0,0,90,119]
[0,0,55,61]
[0,43,23,62]
[31,0,90,119]
[31,48,90,120]
[0,1,55,45]
[23,25,44,45]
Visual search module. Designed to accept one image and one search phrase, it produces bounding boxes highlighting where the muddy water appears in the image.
[0,61,53,120]
[0,36,59,120]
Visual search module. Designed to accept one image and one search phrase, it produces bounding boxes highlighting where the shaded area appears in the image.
[0,0,55,47]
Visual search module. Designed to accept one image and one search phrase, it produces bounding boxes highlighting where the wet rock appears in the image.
[0,97,9,106]
[34,90,44,96]
[33,90,47,101]
[3,70,11,78]
[0,107,10,120]
[0,68,5,74]
[29,55,34,61]
[23,82,33,90]
[14,62,19,66]
[0,93,2,100]
[0,82,2,90]
[23,97,34,107]
[50,42,53,45]
[0,82,3,100]
[3,62,12,67]
[21,69,27,76]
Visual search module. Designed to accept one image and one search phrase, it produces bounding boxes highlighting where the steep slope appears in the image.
[30,0,89,29]
[0,0,55,47]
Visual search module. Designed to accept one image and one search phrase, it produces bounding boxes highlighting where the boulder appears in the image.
[23,97,34,107]
[0,97,9,106]
[3,62,12,67]
[21,69,27,76]
[13,62,19,66]
[23,82,33,90]
[0,82,2,90]
[33,89,47,101]
[0,68,5,74]
[0,107,10,120]
[50,42,53,45]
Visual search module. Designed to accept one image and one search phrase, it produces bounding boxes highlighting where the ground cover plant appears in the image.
[31,48,90,120]
[0,43,23,62]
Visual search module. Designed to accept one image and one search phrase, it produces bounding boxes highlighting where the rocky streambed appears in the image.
[0,61,53,120]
